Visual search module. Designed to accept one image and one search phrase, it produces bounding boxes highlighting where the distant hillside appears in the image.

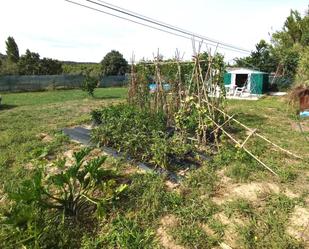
[62,61,101,76]
[61,61,99,65]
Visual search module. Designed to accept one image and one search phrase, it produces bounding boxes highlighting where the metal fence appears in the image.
[0,75,128,92]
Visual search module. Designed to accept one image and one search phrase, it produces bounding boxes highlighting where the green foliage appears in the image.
[18,49,63,75]
[18,49,41,75]
[171,223,218,248]
[62,62,101,77]
[91,104,194,170]
[124,173,182,224]
[91,104,165,158]
[0,60,19,75]
[39,57,63,75]
[5,36,19,63]
[183,165,218,197]
[6,148,127,218]
[0,148,127,248]
[82,70,98,96]
[295,46,309,86]
[237,194,303,249]
[150,132,170,168]
[213,145,260,181]
[271,9,309,81]
[235,40,277,73]
[101,50,128,76]
[99,215,158,249]
[234,8,309,83]
[224,198,254,218]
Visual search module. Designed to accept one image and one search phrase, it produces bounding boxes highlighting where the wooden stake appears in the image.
[204,113,278,176]
[210,114,235,135]
[200,98,302,160]
[240,129,257,148]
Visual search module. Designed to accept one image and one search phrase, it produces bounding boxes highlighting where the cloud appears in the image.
[0,0,308,62]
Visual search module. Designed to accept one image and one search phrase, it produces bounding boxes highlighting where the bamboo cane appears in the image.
[204,113,278,176]
[200,98,302,159]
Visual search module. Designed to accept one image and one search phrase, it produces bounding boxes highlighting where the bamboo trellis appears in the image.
[127,40,302,176]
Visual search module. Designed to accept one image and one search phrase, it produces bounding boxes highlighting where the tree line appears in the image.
[234,8,309,86]
[0,37,63,75]
[0,37,129,77]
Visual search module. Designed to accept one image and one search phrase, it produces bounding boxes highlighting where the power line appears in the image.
[64,0,250,54]
[84,0,251,53]
[64,0,197,41]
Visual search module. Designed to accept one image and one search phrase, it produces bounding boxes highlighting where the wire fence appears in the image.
[269,75,293,91]
[0,75,128,92]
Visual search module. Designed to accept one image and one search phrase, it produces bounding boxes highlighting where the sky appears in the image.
[0,0,308,63]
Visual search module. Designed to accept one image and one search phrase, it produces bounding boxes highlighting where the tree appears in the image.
[5,36,19,63]
[0,52,19,75]
[40,58,63,75]
[234,40,277,73]
[270,8,309,79]
[81,70,98,97]
[101,50,128,76]
[295,47,309,86]
[18,49,41,75]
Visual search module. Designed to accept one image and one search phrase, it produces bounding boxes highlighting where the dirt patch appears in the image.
[287,205,309,246]
[37,133,53,143]
[157,215,185,249]
[283,188,300,199]
[231,182,280,201]
[213,179,280,205]
[165,181,180,191]
[123,166,140,175]
[214,170,281,204]
[63,149,77,166]
[24,162,35,170]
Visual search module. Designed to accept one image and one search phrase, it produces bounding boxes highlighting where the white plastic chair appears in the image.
[234,81,248,97]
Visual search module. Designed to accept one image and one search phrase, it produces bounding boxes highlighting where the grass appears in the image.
[0,88,126,185]
[0,90,309,248]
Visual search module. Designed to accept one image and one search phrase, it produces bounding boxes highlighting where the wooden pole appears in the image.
[204,113,278,176]
[210,114,235,135]
[240,129,257,148]
[200,98,302,159]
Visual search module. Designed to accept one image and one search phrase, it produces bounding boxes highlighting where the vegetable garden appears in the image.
[1,45,308,248]
[91,46,300,177]
[91,47,227,175]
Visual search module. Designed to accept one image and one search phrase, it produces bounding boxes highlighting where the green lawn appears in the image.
[0,89,309,248]
[0,88,126,184]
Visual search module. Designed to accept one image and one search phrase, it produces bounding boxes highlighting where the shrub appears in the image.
[82,70,98,96]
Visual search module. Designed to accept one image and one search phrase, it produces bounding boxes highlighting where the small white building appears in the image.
[224,68,269,96]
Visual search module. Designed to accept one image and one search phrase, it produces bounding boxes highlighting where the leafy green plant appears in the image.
[1,148,127,248]
[91,104,196,170]
[150,131,170,168]
[82,70,98,97]
[7,148,127,218]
